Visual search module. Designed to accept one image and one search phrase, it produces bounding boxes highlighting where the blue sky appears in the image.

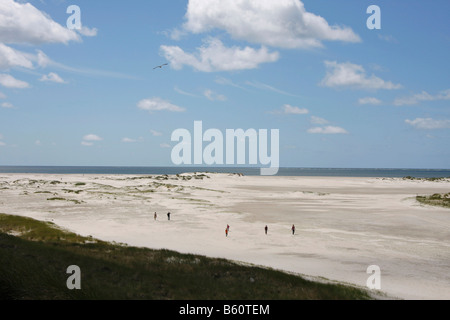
[0,0,449,168]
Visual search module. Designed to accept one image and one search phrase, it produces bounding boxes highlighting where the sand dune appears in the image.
[0,173,449,300]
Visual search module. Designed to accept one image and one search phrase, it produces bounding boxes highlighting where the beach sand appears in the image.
[0,173,449,300]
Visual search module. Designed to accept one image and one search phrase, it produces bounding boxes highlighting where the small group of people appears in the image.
[152,211,296,237]
[153,212,171,221]
[225,224,296,237]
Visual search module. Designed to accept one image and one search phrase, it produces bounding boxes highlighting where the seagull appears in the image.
[153,63,168,70]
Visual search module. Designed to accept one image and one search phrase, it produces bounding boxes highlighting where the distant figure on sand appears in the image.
[292,225,295,235]
[225,227,229,237]
[227,224,230,232]
[154,212,157,220]
[265,225,268,235]
[167,212,171,221]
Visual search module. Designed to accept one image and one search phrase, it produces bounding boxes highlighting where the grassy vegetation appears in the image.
[416,193,450,208]
[404,176,450,182]
[0,214,372,300]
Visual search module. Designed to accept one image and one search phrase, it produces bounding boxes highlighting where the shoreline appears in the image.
[1,173,449,300]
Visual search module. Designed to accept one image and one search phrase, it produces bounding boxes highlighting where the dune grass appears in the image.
[0,214,372,300]
[416,193,450,208]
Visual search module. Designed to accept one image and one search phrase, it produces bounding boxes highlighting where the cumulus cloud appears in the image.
[83,134,103,141]
[160,37,279,72]
[0,73,29,88]
[0,0,80,45]
[182,0,360,49]
[270,104,308,115]
[39,72,66,83]
[358,97,382,105]
[81,134,103,147]
[310,116,329,125]
[394,89,450,106]
[0,43,34,70]
[308,126,349,134]
[282,104,309,115]
[405,118,450,130]
[137,97,186,113]
[77,26,98,37]
[122,138,137,143]
[1,102,14,108]
[320,61,402,90]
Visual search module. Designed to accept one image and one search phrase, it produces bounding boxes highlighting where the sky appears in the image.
[0,0,449,168]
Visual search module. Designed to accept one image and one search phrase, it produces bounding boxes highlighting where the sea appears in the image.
[0,166,449,178]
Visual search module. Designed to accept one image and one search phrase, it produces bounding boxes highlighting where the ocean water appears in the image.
[0,166,449,178]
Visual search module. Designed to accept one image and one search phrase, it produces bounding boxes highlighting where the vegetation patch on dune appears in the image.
[0,214,372,300]
[416,193,450,208]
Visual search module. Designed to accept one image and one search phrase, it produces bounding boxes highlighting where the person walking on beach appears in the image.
[167,212,171,221]
[227,224,230,232]
[225,227,229,237]
[154,212,157,221]
[265,225,268,235]
[292,224,295,235]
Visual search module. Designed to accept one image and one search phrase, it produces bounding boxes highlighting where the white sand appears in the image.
[0,173,449,300]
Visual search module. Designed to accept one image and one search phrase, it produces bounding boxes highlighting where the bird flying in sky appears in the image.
[153,63,168,70]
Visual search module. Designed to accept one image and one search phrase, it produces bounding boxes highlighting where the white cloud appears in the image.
[0,0,80,45]
[358,97,382,105]
[204,89,227,101]
[138,97,185,113]
[310,116,329,125]
[1,102,14,108]
[0,73,29,88]
[281,104,309,115]
[160,37,279,72]
[308,126,348,134]
[81,141,93,147]
[405,118,450,130]
[182,0,360,49]
[150,130,163,137]
[394,89,450,106]
[35,140,41,146]
[160,143,171,149]
[83,134,103,142]
[245,80,297,97]
[320,61,402,90]
[0,43,34,70]
[39,72,66,83]
[122,138,136,143]
[77,26,98,37]
[378,34,397,43]
[215,77,247,90]
[174,86,199,97]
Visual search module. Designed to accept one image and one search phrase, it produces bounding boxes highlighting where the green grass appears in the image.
[0,214,372,300]
[416,193,450,208]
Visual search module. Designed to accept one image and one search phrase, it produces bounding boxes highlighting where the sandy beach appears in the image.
[0,173,449,300]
